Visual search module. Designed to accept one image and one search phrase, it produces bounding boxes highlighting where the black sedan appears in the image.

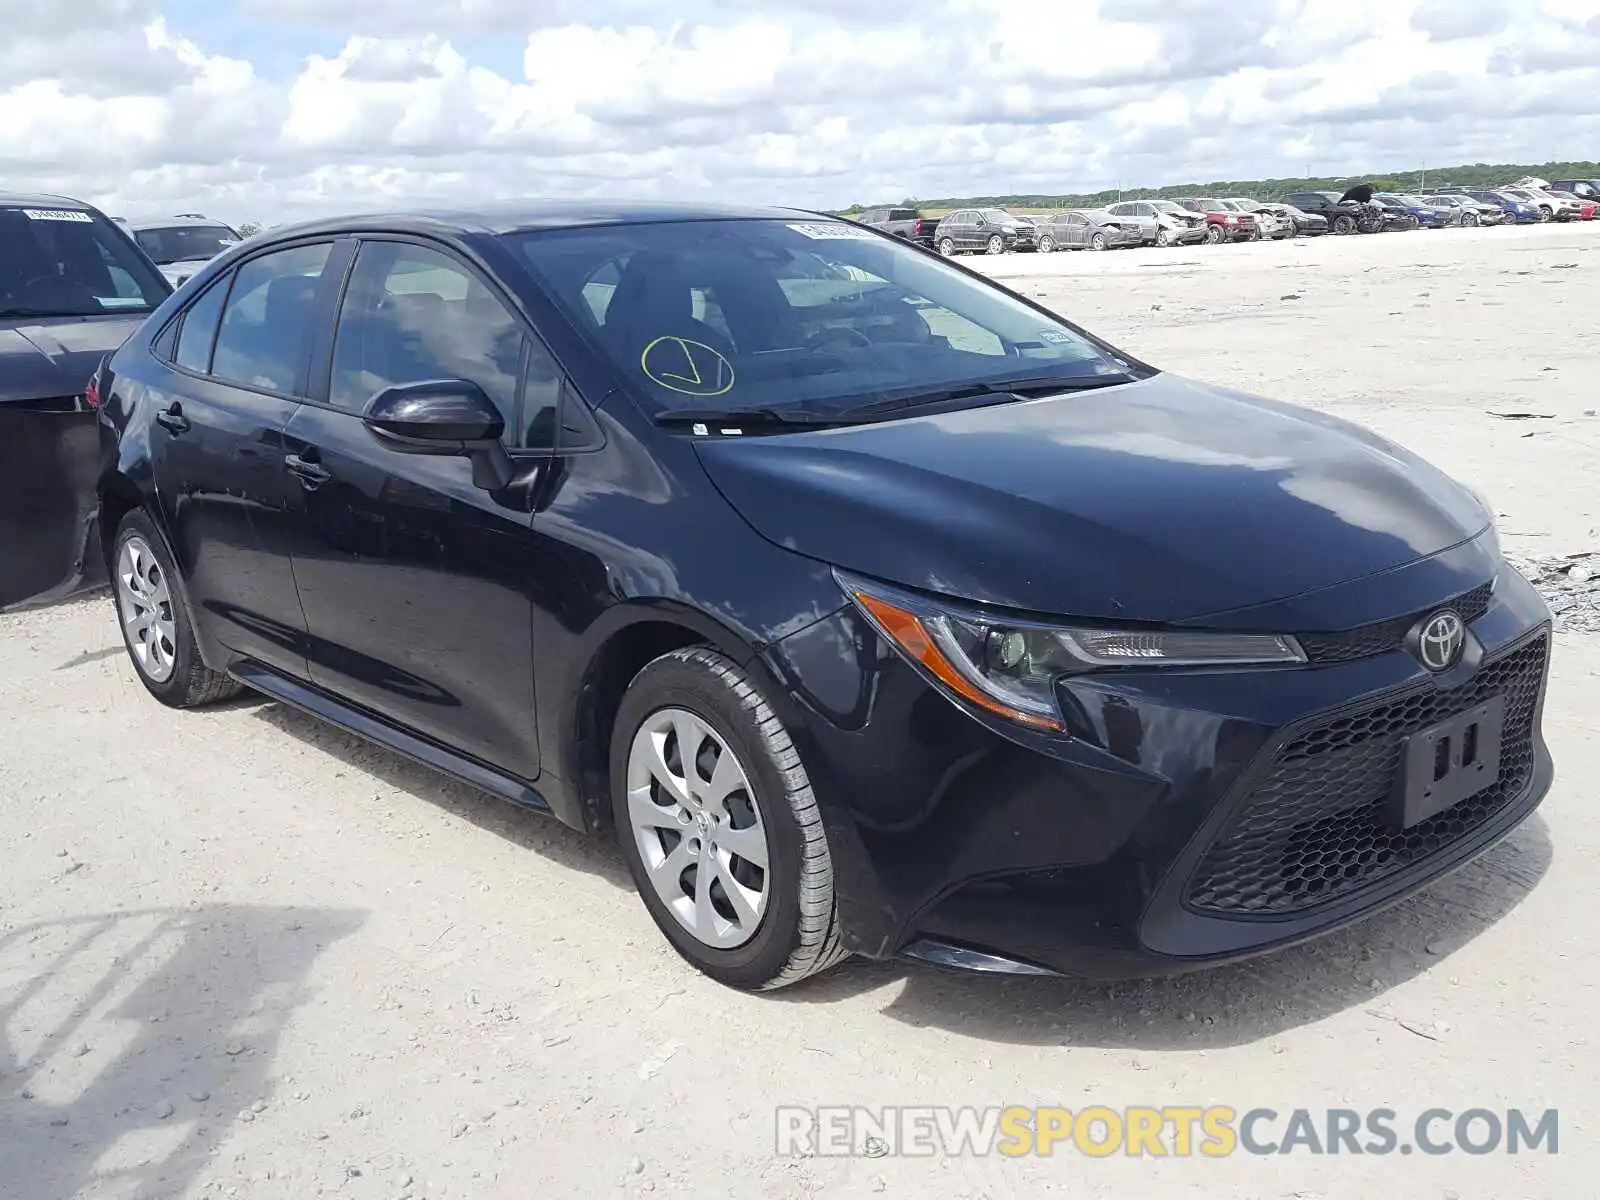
[2,191,171,610]
[95,202,1553,988]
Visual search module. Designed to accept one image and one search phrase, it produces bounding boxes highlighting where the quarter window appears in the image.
[329,242,521,431]
[210,242,333,395]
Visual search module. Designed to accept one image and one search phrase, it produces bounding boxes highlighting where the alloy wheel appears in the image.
[1156,228,1171,247]
[117,535,178,683]
[1090,232,1107,250]
[1038,235,1054,253]
[938,238,955,256]
[986,234,1005,255]
[626,707,771,950]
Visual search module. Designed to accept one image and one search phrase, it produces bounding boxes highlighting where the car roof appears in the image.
[255,199,825,241]
[125,215,235,230]
[0,190,96,210]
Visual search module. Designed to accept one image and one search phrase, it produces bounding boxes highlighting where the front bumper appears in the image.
[762,552,1553,979]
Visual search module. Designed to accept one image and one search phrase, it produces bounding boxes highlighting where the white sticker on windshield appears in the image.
[23,208,94,223]
[97,297,146,309]
[1038,330,1072,344]
[787,221,881,241]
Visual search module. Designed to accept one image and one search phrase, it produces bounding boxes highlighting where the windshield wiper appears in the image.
[838,372,1137,422]
[655,406,845,429]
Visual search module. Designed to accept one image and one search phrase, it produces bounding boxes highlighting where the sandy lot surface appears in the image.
[4,224,1598,1200]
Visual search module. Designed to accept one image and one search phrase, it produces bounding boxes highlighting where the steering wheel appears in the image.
[806,327,874,353]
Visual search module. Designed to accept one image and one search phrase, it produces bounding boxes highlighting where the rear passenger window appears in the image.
[210,243,332,394]
[328,241,521,432]
[174,275,229,373]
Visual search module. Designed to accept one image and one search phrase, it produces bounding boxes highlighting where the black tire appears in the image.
[1204,224,1223,244]
[1465,211,1479,228]
[986,234,1005,255]
[1332,213,1355,235]
[1037,235,1054,253]
[111,510,243,708]
[1089,232,1107,251]
[1538,206,1551,222]
[610,647,847,991]
[1155,227,1172,247]
[938,237,956,257]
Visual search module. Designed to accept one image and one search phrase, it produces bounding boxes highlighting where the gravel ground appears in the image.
[3,223,1598,1200]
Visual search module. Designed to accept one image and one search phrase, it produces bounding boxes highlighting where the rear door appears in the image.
[281,236,552,779]
[144,239,338,676]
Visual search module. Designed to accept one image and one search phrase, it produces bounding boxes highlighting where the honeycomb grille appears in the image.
[1184,633,1547,916]
[1295,581,1495,665]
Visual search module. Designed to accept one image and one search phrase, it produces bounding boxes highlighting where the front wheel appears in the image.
[1538,206,1552,222]
[1089,232,1107,251]
[986,234,1005,255]
[611,647,847,990]
[1203,224,1223,244]
[1037,235,1055,253]
[112,511,243,708]
[1332,213,1355,235]
[1464,211,1480,228]
[937,237,956,256]
[1155,227,1172,247]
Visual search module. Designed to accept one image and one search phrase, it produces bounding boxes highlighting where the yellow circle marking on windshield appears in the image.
[641,336,735,397]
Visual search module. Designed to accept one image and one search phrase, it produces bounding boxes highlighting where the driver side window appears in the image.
[329,241,521,434]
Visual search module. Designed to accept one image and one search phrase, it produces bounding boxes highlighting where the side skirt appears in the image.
[230,660,552,815]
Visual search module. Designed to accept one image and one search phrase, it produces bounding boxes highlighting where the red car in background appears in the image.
[1173,196,1260,243]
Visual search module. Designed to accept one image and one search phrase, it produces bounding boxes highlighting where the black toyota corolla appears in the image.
[95,202,1553,989]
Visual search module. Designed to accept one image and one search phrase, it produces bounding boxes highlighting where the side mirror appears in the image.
[363,379,513,491]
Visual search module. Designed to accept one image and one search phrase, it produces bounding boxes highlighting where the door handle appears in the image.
[155,402,190,434]
[284,451,332,487]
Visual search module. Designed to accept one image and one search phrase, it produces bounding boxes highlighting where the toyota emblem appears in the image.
[1415,610,1466,672]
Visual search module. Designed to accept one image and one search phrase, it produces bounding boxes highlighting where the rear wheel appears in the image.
[611,647,847,990]
[112,511,242,708]
[986,234,1005,255]
[938,237,956,256]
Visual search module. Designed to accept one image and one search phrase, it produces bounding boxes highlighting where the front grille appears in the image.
[1184,633,1547,917]
[1295,580,1494,664]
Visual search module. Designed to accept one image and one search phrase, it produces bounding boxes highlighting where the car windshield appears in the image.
[980,209,1012,222]
[512,218,1130,418]
[133,224,239,265]
[1150,200,1187,214]
[0,205,168,318]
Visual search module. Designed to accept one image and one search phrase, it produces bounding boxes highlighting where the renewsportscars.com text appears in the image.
[775,1105,1559,1158]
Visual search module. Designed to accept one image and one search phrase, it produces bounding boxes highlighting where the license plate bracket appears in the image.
[1392,695,1505,829]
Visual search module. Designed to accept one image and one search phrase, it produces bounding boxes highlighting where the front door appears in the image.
[283,237,550,780]
[147,241,337,676]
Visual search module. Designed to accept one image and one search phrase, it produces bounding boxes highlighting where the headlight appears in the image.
[837,572,1306,733]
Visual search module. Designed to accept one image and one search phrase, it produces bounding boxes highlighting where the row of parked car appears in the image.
[859,175,1600,255]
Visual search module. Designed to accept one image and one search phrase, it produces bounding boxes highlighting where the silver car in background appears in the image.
[125,216,242,287]
[1033,208,1144,251]
[1424,194,1503,226]
[1224,198,1291,239]
[1105,199,1208,246]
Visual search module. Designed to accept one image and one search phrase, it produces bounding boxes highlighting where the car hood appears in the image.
[694,375,1488,624]
[0,314,145,403]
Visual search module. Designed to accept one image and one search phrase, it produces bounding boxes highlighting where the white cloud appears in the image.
[1,0,1598,225]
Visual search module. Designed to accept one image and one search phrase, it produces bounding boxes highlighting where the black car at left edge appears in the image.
[1,192,172,610]
[94,202,1554,990]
